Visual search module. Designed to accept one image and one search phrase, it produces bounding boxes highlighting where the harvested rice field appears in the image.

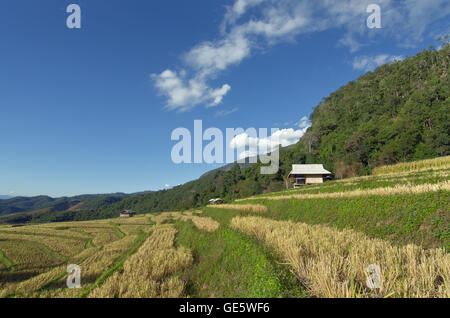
[1,157,449,298]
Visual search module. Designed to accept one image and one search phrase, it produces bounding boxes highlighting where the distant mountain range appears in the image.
[0,191,153,219]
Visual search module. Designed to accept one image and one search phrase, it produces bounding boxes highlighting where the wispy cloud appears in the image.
[297,116,311,129]
[152,0,450,111]
[215,107,239,118]
[352,54,403,71]
[281,116,311,128]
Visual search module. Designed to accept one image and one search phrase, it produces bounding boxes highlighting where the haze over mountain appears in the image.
[0,191,153,220]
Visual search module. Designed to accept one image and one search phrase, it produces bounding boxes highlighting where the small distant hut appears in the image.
[120,210,136,218]
[288,164,333,188]
[208,198,224,205]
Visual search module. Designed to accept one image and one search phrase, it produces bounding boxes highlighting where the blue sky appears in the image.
[0,0,449,197]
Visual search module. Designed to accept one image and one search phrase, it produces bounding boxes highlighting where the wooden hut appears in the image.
[288,164,332,188]
[119,210,137,218]
[208,198,224,205]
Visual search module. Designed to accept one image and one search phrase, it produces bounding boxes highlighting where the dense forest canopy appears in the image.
[2,42,448,223]
[304,41,449,177]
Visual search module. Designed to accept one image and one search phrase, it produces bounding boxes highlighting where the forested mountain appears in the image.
[0,193,131,218]
[303,42,449,177]
[2,42,448,224]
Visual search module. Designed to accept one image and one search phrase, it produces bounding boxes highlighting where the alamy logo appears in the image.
[366,264,382,289]
[367,4,382,29]
[171,120,280,174]
[66,4,81,29]
[66,264,81,289]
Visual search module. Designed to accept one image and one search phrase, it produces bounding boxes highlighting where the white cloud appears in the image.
[297,116,310,129]
[352,54,403,71]
[208,84,232,107]
[152,70,231,111]
[164,184,170,188]
[153,0,450,110]
[186,33,251,79]
[230,128,305,159]
[229,116,311,159]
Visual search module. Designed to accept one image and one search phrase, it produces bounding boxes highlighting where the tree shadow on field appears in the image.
[0,270,40,284]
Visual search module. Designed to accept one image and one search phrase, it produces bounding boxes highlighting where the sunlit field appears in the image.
[0,157,448,298]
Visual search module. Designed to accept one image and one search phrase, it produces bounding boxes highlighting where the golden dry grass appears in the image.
[0,232,87,258]
[110,216,150,225]
[150,212,182,224]
[179,215,220,232]
[65,226,120,247]
[33,234,139,298]
[118,224,149,235]
[230,216,450,298]
[0,217,159,298]
[334,168,450,183]
[373,156,450,175]
[0,239,64,270]
[2,264,67,297]
[70,246,98,264]
[240,180,449,201]
[75,234,137,281]
[0,239,66,297]
[189,216,220,232]
[1,226,90,240]
[148,212,219,232]
[89,226,193,298]
[207,203,268,213]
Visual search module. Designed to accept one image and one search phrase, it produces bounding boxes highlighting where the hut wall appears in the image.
[305,174,324,184]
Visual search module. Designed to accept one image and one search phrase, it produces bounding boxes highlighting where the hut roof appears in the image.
[289,164,331,176]
[120,210,136,214]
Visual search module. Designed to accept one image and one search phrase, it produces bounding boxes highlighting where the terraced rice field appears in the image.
[0,157,449,298]
[0,211,227,298]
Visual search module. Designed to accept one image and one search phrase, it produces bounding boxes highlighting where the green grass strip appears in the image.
[109,222,126,239]
[174,210,307,298]
[0,250,16,272]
